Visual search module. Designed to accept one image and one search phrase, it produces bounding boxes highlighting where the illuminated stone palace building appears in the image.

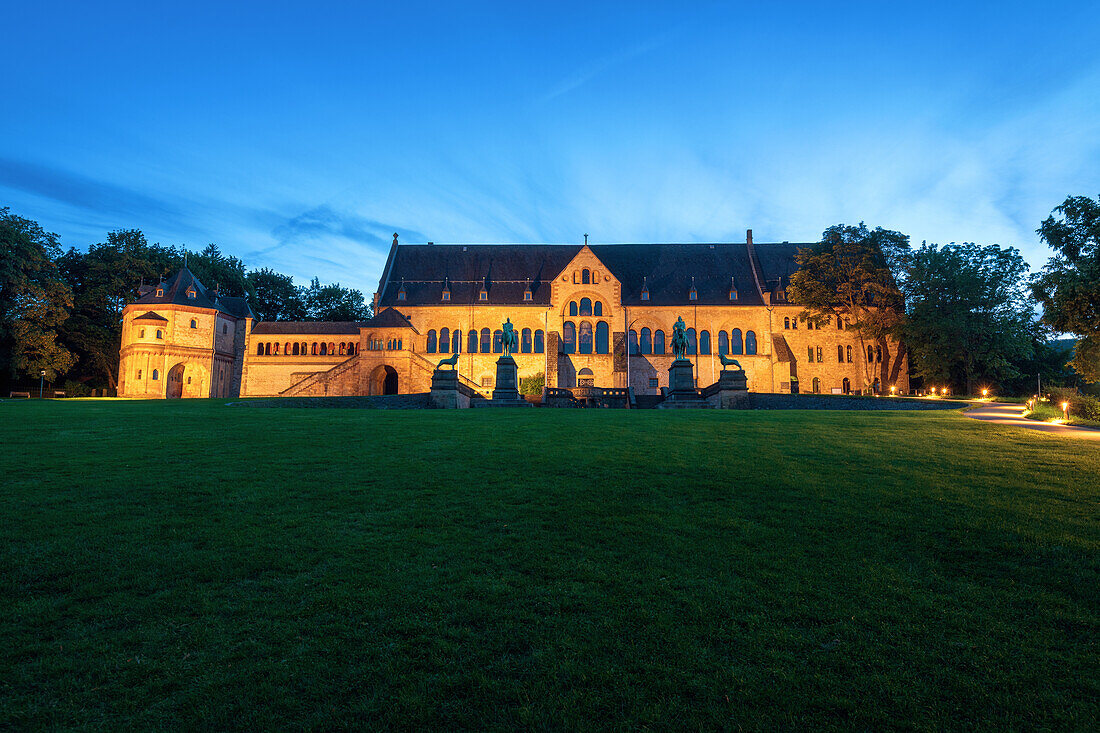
[118,231,909,399]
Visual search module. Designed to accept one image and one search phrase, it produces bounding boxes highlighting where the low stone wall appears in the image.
[230,394,433,409]
[741,394,961,411]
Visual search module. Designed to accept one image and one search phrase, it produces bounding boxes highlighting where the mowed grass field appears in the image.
[1,400,1097,730]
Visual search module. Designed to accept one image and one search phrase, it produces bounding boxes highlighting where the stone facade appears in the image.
[118,233,910,399]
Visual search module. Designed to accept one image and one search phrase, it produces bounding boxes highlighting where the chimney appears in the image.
[746,229,753,246]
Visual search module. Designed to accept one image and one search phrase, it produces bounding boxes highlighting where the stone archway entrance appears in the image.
[166,363,186,399]
[370,364,399,395]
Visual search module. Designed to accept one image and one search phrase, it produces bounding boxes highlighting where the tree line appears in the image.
[788,194,1100,395]
[0,209,371,393]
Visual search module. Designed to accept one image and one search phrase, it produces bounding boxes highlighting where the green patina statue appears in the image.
[671,316,688,360]
[719,353,743,371]
[502,318,519,357]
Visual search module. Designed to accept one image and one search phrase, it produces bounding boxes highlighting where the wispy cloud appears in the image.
[535,33,675,105]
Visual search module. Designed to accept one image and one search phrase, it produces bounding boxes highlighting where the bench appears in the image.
[8,391,30,399]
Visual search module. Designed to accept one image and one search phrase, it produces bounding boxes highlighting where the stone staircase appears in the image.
[280,354,361,397]
[407,350,490,397]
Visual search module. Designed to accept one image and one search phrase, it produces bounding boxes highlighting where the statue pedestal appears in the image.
[476,355,531,407]
[657,359,710,409]
[430,368,466,409]
[708,368,750,409]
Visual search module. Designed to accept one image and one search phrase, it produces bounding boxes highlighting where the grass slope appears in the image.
[1,400,1097,729]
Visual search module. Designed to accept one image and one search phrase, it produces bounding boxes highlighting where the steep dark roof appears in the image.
[130,266,254,319]
[377,245,580,307]
[133,311,168,322]
[249,308,416,336]
[376,242,810,307]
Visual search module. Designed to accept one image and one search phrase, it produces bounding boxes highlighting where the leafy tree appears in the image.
[246,268,306,321]
[901,242,1036,395]
[56,229,180,391]
[787,223,910,391]
[0,209,76,384]
[1033,194,1100,382]
[302,277,371,321]
[184,244,251,298]
[519,371,545,396]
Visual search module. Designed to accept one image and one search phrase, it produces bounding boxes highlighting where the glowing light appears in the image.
[981,388,988,398]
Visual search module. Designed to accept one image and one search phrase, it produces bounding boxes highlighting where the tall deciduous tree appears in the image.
[245,268,306,321]
[302,278,371,321]
[902,242,1036,395]
[787,223,910,390]
[184,244,251,298]
[0,208,76,383]
[56,229,179,390]
[1034,195,1100,382]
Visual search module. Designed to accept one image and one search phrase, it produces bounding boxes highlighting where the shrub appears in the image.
[1046,387,1100,421]
[519,372,545,396]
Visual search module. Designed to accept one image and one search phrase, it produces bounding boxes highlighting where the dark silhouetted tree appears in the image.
[245,268,306,321]
[1034,195,1100,382]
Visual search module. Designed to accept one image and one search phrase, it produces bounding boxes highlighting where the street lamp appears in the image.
[1062,401,1070,421]
[39,370,46,399]
[981,388,988,399]
[890,385,896,396]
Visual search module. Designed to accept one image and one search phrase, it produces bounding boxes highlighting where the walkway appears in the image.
[965,401,1100,441]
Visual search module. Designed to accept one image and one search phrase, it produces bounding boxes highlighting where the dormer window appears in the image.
[479,290,488,302]
[186,288,196,299]
[729,290,738,301]
[640,276,650,301]
[156,288,164,297]
[729,277,737,301]
[396,278,407,301]
[397,290,406,301]
[688,276,698,301]
[524,290,533,302]
[441,289,450,301]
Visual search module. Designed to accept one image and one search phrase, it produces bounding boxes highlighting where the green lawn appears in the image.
[2,400,1097,729]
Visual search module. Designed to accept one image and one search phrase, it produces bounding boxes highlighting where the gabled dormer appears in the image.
[396,278,407,302]
[441,277,451,302]
[688,276,698,301]
[640,276,650,301]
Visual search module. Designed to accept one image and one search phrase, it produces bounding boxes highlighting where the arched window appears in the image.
[718,330,729,355]
[578,367,594,387]
[190,319,197,329]
[579,298,592,317]
[284,342,290,355]
[813,377,821,394]
[329,342,335,355]
[596,321,609,354]
[867,345,874,363]
[452,330,461,354]
[426,330,437,353]
[745,331,757,355]
[569,301,578,316]
[808,347,814,363]
[578,321,593,354]
[842,377,851,394]
[838,345,844,362]
[534,330,545,353]
[493,330,504,353]
[731,329,743,354]
[654,330,665,354]
[319,343,327,355]
[480,328,491,353]
[265,343,271,355]
[155,329,162,339]
[629,329,639,355]
[152,369,159,380]
[521,328,532,353]
[686,328,697,355]
[293,343,300,355]
[339,343,346,356]
[311,342,318,355]
[303,342,308,355]
[468,330,478,353]
[784,317,790,329]
[699,330,711,355]
[846,345,852,363]
[594,301,603,316]
[256,343,264,355]
[273,342,280,355]
[439,328,450,353]
[562,322,576,354]
[582,268,590,284]
[640,327,652,354]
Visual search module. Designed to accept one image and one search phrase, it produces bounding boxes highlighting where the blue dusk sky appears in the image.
[3,1,1099,295]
